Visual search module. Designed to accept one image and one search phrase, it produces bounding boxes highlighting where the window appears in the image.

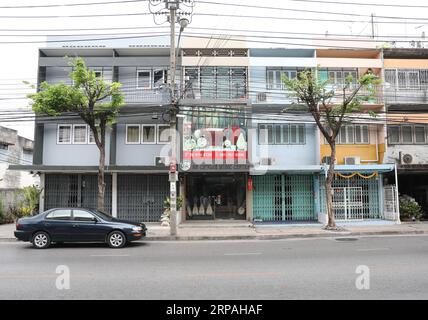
[267,68,298,90]
[415,126,426,144]
[73,210,96,222]
[402,126,413,143]
[137,70,151,89]
[73,125,87,144]
[158,125,171,143]
[388,125,428,144]
[88,126,97,144]
[184,67,246,99]
[141,125,156,144]
[126,125,140,144]
[321,69,358,88]
[388,126,400,144]
[57,125,72,144]
[0,143,8,150]
[45,209,72,220]
[258,124,305,145]
[153,69,167,88]
[337,125,369,144]
[355,125,369,144]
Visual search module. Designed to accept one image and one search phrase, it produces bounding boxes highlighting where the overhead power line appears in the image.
[0,0,147,9]
[283,0,428,9]
[197,0,428,21]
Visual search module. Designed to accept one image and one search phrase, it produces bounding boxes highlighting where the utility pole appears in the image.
[168,1,178,236]
[149,0,193,236]
[371,13,375,39]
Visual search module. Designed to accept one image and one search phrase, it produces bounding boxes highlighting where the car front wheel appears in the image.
[107,231,126,248]
[32,231,51,249]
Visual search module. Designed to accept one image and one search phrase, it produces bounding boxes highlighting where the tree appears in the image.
[283,68,379,229]
[29,57,124,211]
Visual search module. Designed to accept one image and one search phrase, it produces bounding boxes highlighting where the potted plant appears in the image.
[161,196,183,227]
[399,196,423,221]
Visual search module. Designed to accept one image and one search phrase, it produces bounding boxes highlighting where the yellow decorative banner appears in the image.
[335,172,378,179]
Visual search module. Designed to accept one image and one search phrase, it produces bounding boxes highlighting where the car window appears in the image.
[45,209,72,220]
[73,210,97,222]
[92,209,113,221]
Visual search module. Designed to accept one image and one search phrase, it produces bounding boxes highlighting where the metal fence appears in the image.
[383,185,399,221]
[320,174,380,220]
[117,174,169,222]
[252,174,315,222]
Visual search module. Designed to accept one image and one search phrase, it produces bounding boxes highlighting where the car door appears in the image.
[71,209,109,242]
[43,209,74,241]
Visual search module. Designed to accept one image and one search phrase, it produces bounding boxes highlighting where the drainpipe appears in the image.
[394,163,401,224]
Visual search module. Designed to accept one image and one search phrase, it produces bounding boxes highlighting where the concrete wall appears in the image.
[385,145,428,165]
[0,126,38,189]
[249,122,319,171]
[42,123,110,166]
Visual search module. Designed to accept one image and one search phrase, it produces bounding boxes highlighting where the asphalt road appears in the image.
[0,235,428,300]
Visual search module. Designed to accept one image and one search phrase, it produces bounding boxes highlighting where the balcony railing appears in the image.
[384,85,428,104]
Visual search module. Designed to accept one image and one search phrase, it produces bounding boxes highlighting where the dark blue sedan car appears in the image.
[14,208,146,249]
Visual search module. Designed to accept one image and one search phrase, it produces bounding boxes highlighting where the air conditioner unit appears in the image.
[260,157,275,166]
[154,156,168,167]
[344,157,361,165]
[256,92,267,102]
[402,153,413,164]
[322,156,337,165]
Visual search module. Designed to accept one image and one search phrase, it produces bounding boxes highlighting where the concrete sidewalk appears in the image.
[2,220,428,242]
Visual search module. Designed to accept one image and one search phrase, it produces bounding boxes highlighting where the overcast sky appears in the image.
[1,0,427,139]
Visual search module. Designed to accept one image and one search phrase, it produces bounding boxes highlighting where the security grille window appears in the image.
[415,126,426,144]
[184,66,247,99]
[142,125,156,144]
[137,70,151,89]
[259,124,305,145]
[57,125,72,144]
[386,69,428,90]
[73,125,87,144]
[126,125,140,144]
[388,126,400,144]
[402,126,413,143]
[158,125,171,143]
[45,209,72,220]
[388,125,428,144]
[266,68,298,90]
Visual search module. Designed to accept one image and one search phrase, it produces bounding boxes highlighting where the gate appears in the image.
[332,187,363,220]
[252,175,315,222]
[117,174,169,222]
[384,185,398,221]
[44,174,112,213]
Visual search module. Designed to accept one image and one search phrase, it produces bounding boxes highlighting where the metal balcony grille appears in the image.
[252,174,315,222]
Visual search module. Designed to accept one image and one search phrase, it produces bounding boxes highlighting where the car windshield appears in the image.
[91,209,114,221]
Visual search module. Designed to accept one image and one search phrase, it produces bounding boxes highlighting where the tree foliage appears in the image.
[283,68,380,228]
[29,57,124,211]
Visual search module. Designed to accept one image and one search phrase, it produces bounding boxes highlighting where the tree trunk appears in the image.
[97,143,106,212]
[325,142,337,229]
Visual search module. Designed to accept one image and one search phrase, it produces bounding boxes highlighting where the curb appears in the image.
[0,230,426,243]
